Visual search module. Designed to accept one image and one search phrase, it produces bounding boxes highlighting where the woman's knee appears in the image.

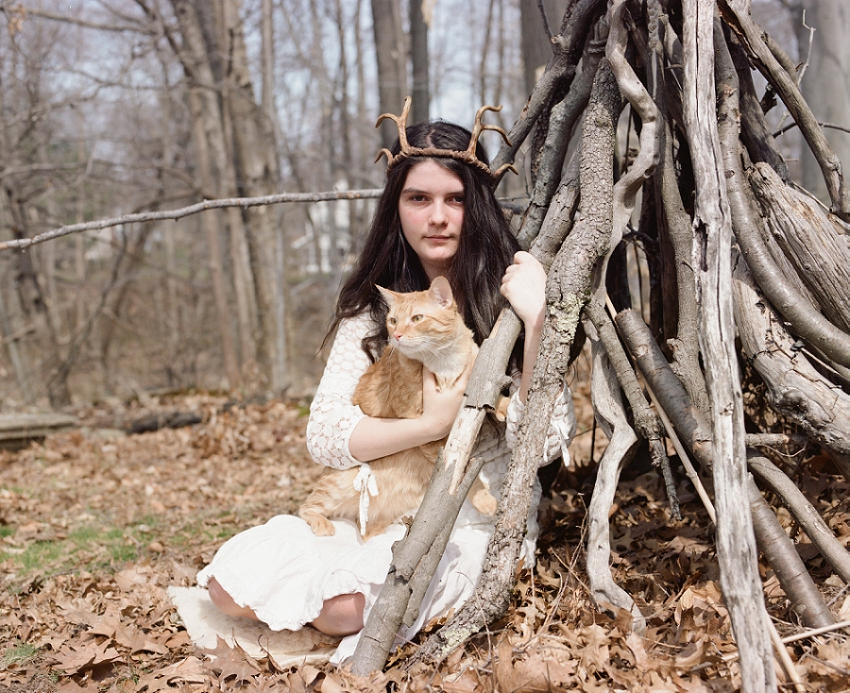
[310,592,365,636]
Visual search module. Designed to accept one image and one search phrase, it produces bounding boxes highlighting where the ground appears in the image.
[1,389,849,692]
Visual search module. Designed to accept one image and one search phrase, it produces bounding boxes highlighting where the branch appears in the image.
[690,16,773,686]
[717,66,850,369]
[491,0,607,179]
[727,31,790,181]
[582,329,643,629]
[517,31,604,250]
[747,163,850,334]
[747,454,850,585]
[414,59,623,666]
[774,120,850,138]
[350,451,490,674]
[746,476,835,629]
[648,1,710,414]
[536,0,553,42]
[0,190,385,251]
[586,298,679,518]
[731,254,850,460]
[14,6,157,33]
[719,0,850,221]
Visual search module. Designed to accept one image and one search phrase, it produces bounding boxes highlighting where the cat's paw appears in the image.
[471,489,498,516]
[301,511,336,537]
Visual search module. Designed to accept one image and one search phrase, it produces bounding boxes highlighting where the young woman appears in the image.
[197,111,576,663]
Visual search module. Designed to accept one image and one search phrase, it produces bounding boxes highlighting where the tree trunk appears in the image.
[409,0,429,123]
[371,0,408,149]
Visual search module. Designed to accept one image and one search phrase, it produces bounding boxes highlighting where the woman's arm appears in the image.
[348,366,470,462]
[500,251,577,464]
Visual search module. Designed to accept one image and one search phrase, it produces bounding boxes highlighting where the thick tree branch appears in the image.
[731,255,850,461]
[714,30,850,371]
[747,164,850,335]
[689,16,773,687]
[747,454,850,585]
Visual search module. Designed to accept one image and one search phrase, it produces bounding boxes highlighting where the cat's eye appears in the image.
[411,315,423,323]
[387,317,397,326]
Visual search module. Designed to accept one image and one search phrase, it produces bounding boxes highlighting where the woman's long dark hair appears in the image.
[328,120,521,362]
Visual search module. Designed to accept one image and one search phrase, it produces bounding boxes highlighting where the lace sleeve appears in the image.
[504,379,577,466]
[305,314,375,470]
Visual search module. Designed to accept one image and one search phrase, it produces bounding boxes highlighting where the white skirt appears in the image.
[196,513,495,663]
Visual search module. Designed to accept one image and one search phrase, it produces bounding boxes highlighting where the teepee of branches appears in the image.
[351,0,850,690]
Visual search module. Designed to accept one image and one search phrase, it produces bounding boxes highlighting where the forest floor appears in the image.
[1,387,849,692]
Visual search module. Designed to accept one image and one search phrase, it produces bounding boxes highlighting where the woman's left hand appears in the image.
[500,251,546,330]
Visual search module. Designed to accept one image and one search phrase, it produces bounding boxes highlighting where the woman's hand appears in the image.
[419,363,471,441]
[500,251,546,331]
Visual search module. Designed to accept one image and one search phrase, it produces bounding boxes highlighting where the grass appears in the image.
[1,641,39,669]
[0,519,161,579]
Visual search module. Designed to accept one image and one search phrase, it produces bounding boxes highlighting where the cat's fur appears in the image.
[299,276,498,539]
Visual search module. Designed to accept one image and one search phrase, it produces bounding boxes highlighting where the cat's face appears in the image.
[378,277,460,358]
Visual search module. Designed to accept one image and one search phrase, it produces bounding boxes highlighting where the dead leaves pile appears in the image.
[1,392,849,692]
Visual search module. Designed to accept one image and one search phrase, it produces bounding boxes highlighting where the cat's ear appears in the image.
[429,276,454,308]
[376,285,400,307]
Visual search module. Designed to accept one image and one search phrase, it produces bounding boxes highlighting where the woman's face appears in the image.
[398,160,465,282]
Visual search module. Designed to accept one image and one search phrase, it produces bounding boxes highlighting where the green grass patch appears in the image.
[2,640,39,668]
[1,518,161,579]
[168,516,240,550]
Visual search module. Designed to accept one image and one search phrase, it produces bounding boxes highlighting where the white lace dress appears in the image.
[197,313,576,664]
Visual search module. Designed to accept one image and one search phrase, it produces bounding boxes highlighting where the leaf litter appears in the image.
[1,391,849,692]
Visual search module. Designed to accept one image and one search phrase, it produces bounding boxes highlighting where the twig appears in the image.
[645,383,717,523]
[724,619,850,661]
[779,619,850,645]
[536,0,553,42]
[773,120,850,138]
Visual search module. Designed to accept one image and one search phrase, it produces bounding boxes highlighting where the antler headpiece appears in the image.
[375,96,518,181]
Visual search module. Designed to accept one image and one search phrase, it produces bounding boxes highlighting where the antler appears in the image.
[374,96,517,180]
[374,95,413,167]
[467,104,512,156]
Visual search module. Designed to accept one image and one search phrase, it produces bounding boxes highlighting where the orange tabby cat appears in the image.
[299,276,498,539]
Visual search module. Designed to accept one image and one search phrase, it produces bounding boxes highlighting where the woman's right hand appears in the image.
[419,365,470,441]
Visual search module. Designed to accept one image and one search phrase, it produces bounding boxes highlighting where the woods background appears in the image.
[1,0,844,409]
